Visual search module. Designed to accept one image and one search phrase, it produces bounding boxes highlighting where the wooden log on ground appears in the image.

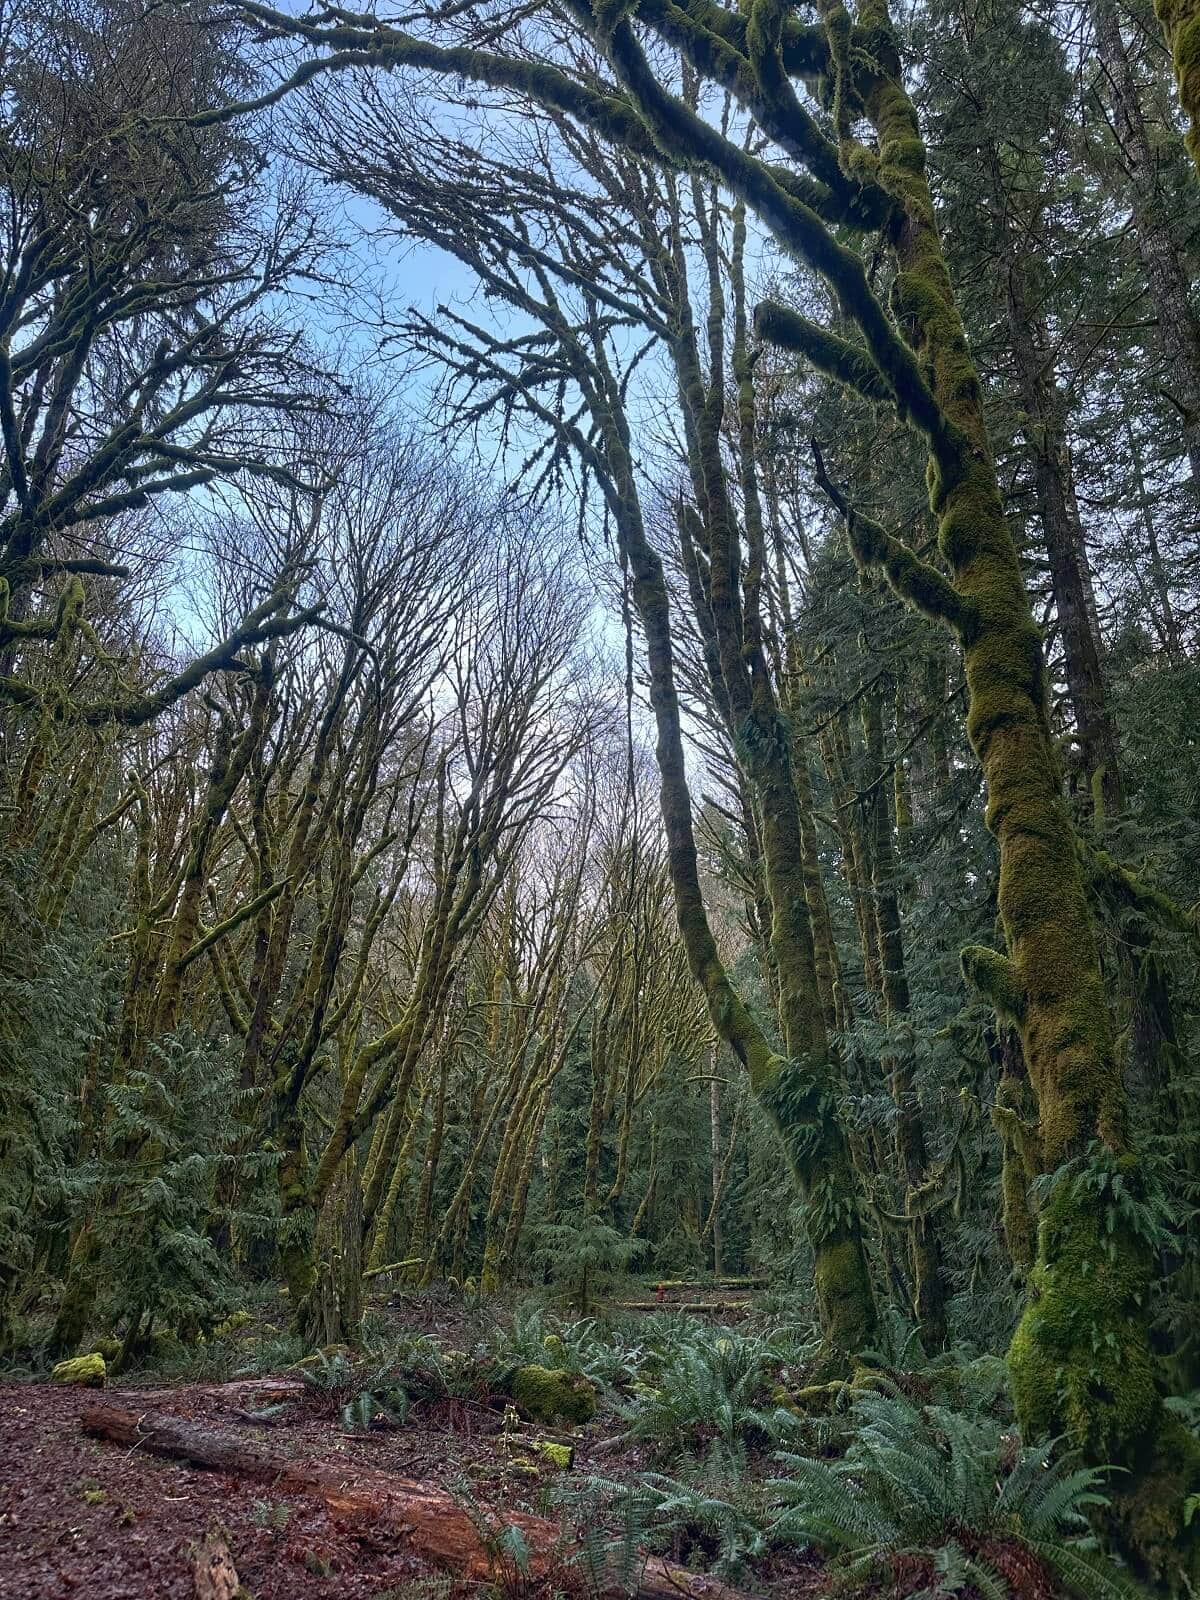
[134,1377,307,1403]
[609,1300,751,1313]
[81,1403,746,1600]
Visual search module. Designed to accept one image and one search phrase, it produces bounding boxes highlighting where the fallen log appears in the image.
[81,1403,746,1600]
[133,1377,307,1404]
[609,1301,751,1314]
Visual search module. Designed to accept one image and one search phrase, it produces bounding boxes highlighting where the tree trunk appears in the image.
[1092,0,1200,491]
[1001,262,1122,813]
[853,21,1200,1577]
[709,1065,723,1280]
[861,671,948,1350]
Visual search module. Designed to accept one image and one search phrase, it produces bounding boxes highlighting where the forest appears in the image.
[2,0,1200,1595]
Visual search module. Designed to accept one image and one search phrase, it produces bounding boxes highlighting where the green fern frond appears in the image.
[1026,1536,1152,1599]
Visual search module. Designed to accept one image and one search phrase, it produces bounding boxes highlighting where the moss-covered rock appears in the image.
[508,1364,595,1425]
[531,1440,574,1469]
[90,1337,122,1364]
[52,1353,105,1387]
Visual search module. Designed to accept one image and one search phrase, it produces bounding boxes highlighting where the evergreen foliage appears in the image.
[2,0,1200,1587]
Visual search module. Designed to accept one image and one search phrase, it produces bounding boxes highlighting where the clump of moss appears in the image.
[52,1353,106,1387]
[212,1309,253,1340]
[1009,1175,1158,1458]
[1155,0,1200,174]
[508,1364,596,1425]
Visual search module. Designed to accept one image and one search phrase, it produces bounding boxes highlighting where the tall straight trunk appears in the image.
[602,428,875,1352]
[988,1021,1042,1279]
[1092,0,1200,491]
[406,1054,450,1276]
[709,1052,723,1279]
[1126,418,1186,660]
[861,673,948,1349]
[1000,259,1122,812]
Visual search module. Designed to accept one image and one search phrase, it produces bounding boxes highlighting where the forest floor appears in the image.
[0,1282,811,1600]
[0,1282,1090,1600]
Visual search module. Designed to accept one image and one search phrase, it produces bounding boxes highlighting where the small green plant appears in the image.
[488,1305,643,1391]
[448,1475,541,1600]
[252,1498,291,1531]
[1032,1144,1183,1258]
[578,1444,769,1582]
[342,1385,409,1430]
[299,1342,420,1428]
[299,1347,357,1404]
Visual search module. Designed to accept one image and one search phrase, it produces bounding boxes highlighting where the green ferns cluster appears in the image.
[767,1384,1143,1599]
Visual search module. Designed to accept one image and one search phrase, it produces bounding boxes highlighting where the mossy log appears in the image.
[81,1403,745,1600]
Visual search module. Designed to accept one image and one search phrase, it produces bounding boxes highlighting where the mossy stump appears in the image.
[508,1364,596,1425]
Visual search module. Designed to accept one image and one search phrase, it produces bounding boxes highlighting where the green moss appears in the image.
[990,1072,1041,1276]
[1155,0,1200,174]
[1009,1177,1158,1458]
[531,1440,574,1469]
[212,1309,253,1340]
[508,1364,596,1426]
[52,1353,106,1387]
[145,1329,184,1363]
[960,945,1027,1023]
[812,1236,876,1356]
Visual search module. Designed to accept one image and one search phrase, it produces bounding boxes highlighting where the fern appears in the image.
[577,1446,769,1582]
[765,1389,1145,1599]
[1027,1538,1148,1600]
[615,1322,804,1459]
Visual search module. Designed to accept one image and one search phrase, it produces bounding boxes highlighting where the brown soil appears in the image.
[0,1377,564,1600]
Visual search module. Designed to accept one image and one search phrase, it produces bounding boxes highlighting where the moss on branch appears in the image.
[961,945,1028,1025]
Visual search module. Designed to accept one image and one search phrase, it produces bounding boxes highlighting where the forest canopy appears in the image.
[3,0,1200,1595]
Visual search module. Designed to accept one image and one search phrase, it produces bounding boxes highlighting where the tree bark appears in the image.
[1001,263,1122,813]
[1092,0,1200,492]
[709,1061,724,1280]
